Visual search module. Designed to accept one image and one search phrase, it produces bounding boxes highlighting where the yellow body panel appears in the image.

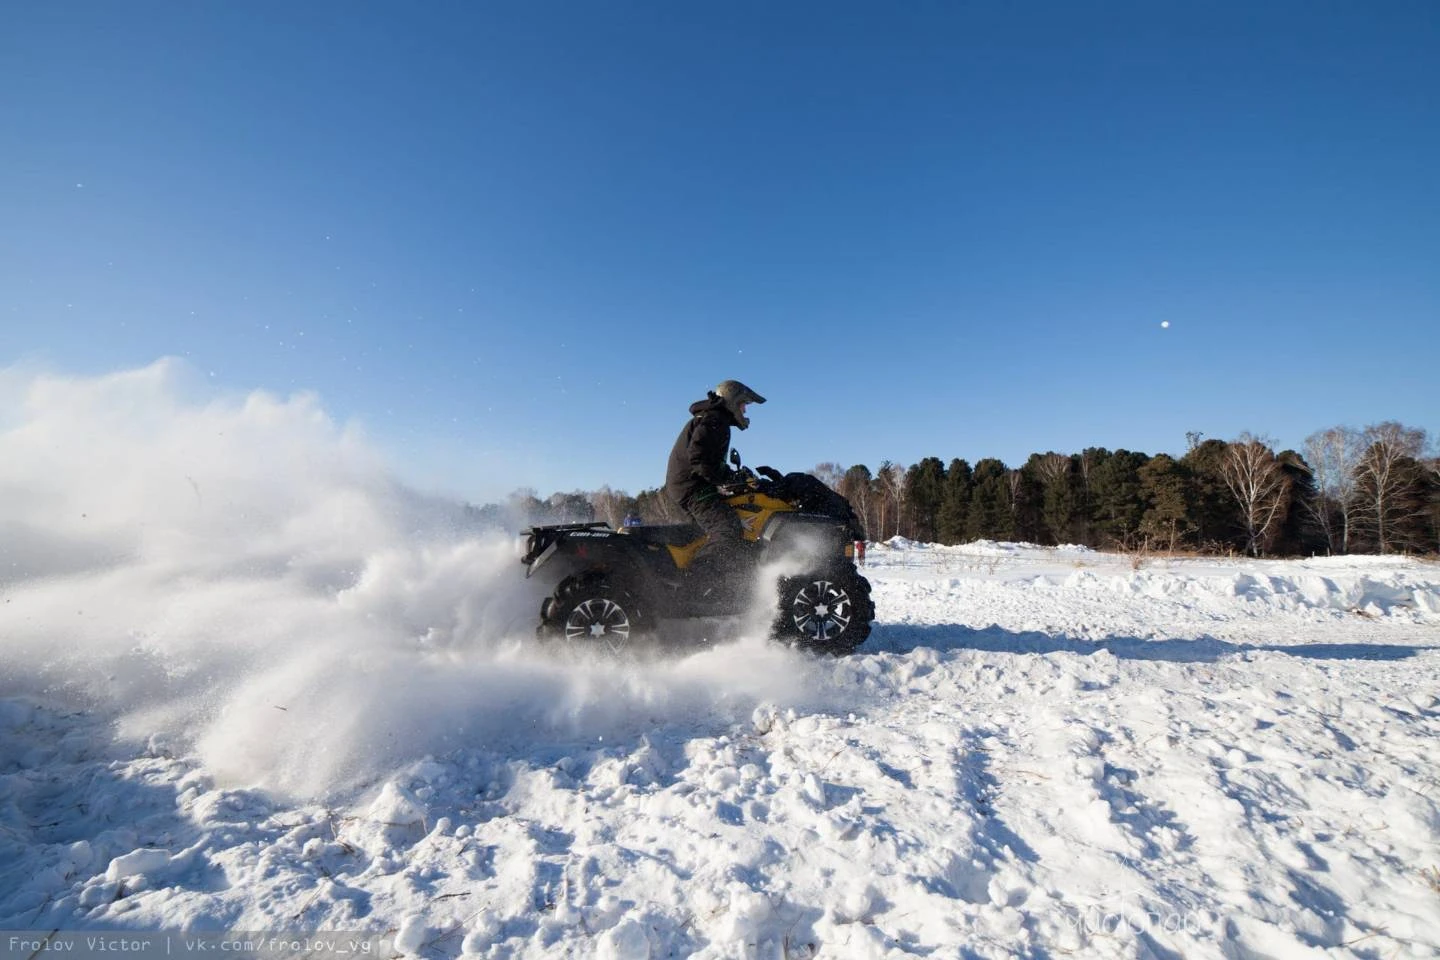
[665,489,797,569]
[666,539,706,568]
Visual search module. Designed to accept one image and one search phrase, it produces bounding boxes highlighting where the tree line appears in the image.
[468,421,1439,557]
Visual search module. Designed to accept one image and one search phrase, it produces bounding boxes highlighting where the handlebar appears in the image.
[717,466,786,498]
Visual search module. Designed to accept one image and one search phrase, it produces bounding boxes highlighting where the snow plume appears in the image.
[0,360,825,798]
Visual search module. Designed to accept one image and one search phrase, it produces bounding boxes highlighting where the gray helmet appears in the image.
[714,379,766,430]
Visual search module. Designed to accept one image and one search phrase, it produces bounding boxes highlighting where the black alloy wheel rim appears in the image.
[564,598,632,652]
[790,580,853,642]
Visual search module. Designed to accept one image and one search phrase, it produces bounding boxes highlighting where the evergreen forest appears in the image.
[471,422,1440,558]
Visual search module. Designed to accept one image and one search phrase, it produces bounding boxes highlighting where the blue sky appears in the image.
[3,1,1436,503]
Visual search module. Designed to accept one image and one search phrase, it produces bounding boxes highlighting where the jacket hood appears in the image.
[688,394,735,421]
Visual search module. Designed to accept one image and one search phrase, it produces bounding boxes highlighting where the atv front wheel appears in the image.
[772,572,873,655]
[540,574,647,654]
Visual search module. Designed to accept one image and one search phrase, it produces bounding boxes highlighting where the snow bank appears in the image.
[866,539,1440,628]
[1091,567,1439,620]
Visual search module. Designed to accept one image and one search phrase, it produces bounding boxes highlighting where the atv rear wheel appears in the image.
[772,572,873,655]
[540,574,647,654]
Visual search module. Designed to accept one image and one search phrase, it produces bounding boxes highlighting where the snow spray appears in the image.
[0,360,832,798]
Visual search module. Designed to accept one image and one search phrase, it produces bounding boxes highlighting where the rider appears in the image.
[664,380,766,582]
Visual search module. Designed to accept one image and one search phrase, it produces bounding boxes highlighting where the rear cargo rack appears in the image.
[520,522,614,575]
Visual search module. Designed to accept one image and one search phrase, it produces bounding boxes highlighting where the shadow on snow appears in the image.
[866,623,1435,663]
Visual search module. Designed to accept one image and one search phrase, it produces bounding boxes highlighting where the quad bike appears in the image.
[519,453,873,655]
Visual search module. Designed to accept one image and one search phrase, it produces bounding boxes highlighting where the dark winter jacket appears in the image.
[665,394,738,507]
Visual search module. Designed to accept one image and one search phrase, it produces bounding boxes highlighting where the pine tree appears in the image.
[967,459,1015,541]
[1138,454,1194,551]
[903,457,947,542]
[937,458,973,544]
[1089,449,1150,548]
[1273,450,1322,556]
[1029,452,1079,545]
[1074,448,1104,546]
[1424,458,1440,554]
[1010,463,1044,543]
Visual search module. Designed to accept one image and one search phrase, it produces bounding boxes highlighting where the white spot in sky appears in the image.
[1160,321,1171,329]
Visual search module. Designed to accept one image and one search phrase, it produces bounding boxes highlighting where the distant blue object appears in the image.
[623,514,643,527]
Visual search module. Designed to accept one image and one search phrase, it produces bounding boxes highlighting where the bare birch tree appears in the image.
[1221,433,1292,557]
[589,485,624,528]
[1036,453,1071,488]
[811,462,845,491]
[1005,469,1024,533]
[1354,421,1427,553]
[1302,427,1363,554]
[877,461,906,539]
[840,465,873,539]
[1076,448,1096,541]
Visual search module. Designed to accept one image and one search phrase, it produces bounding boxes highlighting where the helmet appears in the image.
[714,379,766,430]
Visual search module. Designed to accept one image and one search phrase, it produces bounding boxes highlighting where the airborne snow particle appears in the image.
[1161,320,1171,329]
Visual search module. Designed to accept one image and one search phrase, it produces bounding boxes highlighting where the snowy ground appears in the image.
[3,366,1440,959]
[4,538,1439,959]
